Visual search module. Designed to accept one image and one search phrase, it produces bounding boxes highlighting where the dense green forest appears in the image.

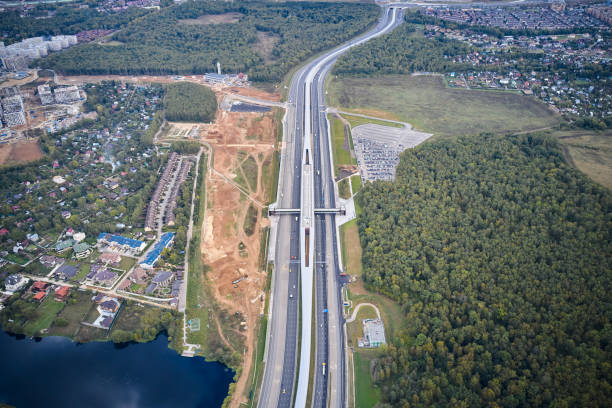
[334,23,470,76]
[38,1,379,81]
[357,133,612,407]
[164,82,217,123]
[0,6,151,44]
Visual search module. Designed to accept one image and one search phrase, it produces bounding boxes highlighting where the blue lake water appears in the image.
[0,329,233,408]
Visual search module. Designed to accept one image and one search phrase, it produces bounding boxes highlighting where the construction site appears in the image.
[198,86,279,407]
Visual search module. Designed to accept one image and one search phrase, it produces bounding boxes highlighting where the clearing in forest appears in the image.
[179,12,244,25]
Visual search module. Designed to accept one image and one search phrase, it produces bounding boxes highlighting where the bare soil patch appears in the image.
[180,12,243,25]
[0,139,43,166]
[200,96,278,407]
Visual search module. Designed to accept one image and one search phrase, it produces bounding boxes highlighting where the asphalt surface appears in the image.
[259,6,402,408]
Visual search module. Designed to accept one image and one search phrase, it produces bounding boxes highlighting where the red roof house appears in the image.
[31,281,49,293]
[54,286,70,301]
[33,291,46,302]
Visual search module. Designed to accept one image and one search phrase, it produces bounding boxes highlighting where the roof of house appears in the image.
[55,286,69,297]
[56,264,78,278]
[33,291,46,301]
[94,269,117,282]
[100,316,114,328]
[141,232,174,267]
[97,233,144,249]
[56,239,74,251]
[152,271,172,284]
[6,274,23,285]
[100,299,120,312]
[32,281,48,290]
[145,283,157,294]
[73,242,89,253]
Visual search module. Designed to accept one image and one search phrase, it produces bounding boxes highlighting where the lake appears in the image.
[0,329,233,408]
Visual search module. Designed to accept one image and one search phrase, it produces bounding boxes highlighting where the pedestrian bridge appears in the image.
[268,207,346,216]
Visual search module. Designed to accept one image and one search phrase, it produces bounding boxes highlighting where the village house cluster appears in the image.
[424,4,610,31]
[422,21,611,120]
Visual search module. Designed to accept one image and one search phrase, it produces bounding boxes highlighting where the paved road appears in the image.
[259,6,402,408]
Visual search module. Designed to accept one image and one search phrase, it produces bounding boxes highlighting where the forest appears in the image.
[333,23,471,77]
[164,82,217,123]
[0,6,151,44]
[37,1,379,82]
[357,133,612,407]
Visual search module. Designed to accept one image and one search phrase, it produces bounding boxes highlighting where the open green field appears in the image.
[340,113,403,129]
[23,296,65,336]
[338,178,351,199]
[48,290,94,337]
[328,75,561,139]
[354,351,381,408]
[555,129,612,190]
[329,114,356,174]
[186,155,209,350]
[350,175,362,194]
[340,219,362,278]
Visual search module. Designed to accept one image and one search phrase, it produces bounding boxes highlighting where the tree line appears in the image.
[357,132,612,407]
[37,1,379,82]
[164,82,217,123]
[334,23,471,77]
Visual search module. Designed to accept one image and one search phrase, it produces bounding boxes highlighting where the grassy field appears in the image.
[338,178,351,199]
[555,129,612,190]
[340,219,362,278]
[23,296,65,336]
[48,290,94,337]
[340,113,404,129]
[350,175,362,194]
[186,154,209,349]
[329,114,356,173]
[242,154,259,193]
[353,351,381,408]
[328,75,561,139]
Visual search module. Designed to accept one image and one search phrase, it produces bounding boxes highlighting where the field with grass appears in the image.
[338,178,351,199]
[555,129,612,190]
[329,114,357,173]
[350,175,362,194]
[23,296,64,336]
[48,290,94,337]
[328,75,561,139]
[340,219,362,278]
[340,113,403,129]
[353,351,381,408]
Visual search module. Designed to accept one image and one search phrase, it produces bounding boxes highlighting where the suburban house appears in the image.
[56,239,74,252]
[4,274,29,293]
[31,281,49,293]
[152,271,173,287]
[54,286,70,301]
[97,233,146,254]
[99,298,120,314]
[33,291,46,302]
[56,264,78,280]
[98,252,121,266]
[93,269,117,285]
[73,242,91,259]
[39,255,64,269]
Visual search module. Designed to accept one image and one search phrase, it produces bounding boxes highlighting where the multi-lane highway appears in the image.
[259,6,402,408]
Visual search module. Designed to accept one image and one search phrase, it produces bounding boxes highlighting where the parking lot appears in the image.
[352,123,432,181]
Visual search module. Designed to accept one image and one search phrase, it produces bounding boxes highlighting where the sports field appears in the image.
[327,75,561,139]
